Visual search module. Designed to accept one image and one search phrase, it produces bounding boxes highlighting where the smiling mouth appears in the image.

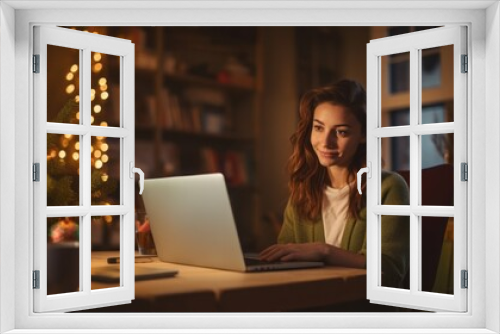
[319,151,339,158]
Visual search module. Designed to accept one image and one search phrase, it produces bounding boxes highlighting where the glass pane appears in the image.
[421,216,453,295]
[421,134,454,206]
[47,45,80,124]
[381,136,410,203]
[47,217,80,295]
[421,45,454,123]
[91,52,120,127]
[47,133,81,206]
[381,52,410,127]
[380,215,410,289]
[91,215,121,290]
[91,136,121,205]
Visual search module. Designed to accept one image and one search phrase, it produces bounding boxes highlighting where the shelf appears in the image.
[163,73,256,93]
[136,127,254,146]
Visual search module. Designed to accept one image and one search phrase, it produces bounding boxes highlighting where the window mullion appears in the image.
[81,47,92,294]
[409,47,420,294]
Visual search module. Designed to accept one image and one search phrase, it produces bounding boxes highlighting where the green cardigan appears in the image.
[278,171,410,288]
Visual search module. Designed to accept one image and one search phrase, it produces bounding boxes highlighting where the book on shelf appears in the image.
[223,150,250,186]
[161,142,180,176]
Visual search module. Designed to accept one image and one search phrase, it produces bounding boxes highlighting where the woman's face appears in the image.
[310,102,365,168]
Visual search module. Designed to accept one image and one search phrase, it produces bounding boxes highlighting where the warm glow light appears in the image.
[75,95,80,103]
[96,136,105,140]
[91,146,94,153]
[101,92,109,100]
[72,152,79,161]
[100,84,108,91]
[93,53,102,62]
[98,78,107,85]
[100,121,108,127]
[50,150,57,158]
[101,154,109,163]
[66,72,74,81]
[93,63,103,72]
[70,64,78,73]
[91,116,95,124]
[91,89,96,95]
[91,95,95,101]
[94,105,102,113]
[100,143,109,152]
[58,150,66,159]
[94,150,102,158]
[64,134,72,139]
[66,84,75,94]
[75,142,80,150]
[76,112,80,120]
[105,216,113,223]
[62,139,69,148]
[95,160,103,169]
[101,173,109,182]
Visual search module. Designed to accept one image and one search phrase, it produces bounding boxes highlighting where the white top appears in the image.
[322,184,351,247]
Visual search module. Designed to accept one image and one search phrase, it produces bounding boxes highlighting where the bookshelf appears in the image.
[115,27,263,251]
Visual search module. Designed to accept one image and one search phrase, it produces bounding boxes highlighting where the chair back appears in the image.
[397,164,453,292]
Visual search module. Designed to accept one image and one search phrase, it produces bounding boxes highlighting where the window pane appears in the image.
[421,216,453,295]
[421,134,454,206]
[91,136,121,205]
[47,217,80,295]
[91,215,121,290]
[47,133,81,206]
[47,45,80,124]
[91,52,120,127]
[381,52,410,127]
[380,215,410,290]
[381,136,410,203]
[421,45,454,123]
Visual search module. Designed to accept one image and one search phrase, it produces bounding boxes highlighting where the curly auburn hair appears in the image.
[287,79,367,221]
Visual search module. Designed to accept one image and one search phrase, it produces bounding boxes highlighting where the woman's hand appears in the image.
[259,242,329,262]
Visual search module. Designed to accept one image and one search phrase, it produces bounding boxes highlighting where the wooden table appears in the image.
[89,252,367,312]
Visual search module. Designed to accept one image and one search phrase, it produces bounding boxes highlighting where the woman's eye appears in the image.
[337,130,348,137]
[313,125,323,132]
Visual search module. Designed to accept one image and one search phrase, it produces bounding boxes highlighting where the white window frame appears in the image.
[1,2,498,333]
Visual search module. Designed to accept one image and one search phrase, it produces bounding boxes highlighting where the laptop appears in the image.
[142,173,324,272]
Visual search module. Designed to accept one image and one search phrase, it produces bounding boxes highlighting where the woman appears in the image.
[259,79,409,288]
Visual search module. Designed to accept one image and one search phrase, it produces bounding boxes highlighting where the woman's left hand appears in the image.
[259,242,329,262]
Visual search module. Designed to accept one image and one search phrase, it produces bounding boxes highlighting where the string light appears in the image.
[95,160,103,169]
[98,78,107,85]
[66,73,74,81]
[58,150,66,159]
[93,63,102,72]
[62,139,69,148]
[72,152,79,161]
[101,143,109,152]
[101,92,109,100]
[93,53,102,62]
[94,105,101,113]
[101,154,109,163]
[75,142,80,150]
[70,64,78,73]
[66,84,75,94]
[100,121,108,127]
[94,150,102,158]
[75,95,80,103]
[101,173,109,182]
[105,216,113,223]
[91,116,95,124]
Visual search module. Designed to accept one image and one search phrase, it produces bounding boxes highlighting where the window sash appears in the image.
[366,26,467,312]
[33,26,135,313]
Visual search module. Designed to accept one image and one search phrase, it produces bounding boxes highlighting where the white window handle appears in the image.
[356,162,371,195]
[129,162,145,195]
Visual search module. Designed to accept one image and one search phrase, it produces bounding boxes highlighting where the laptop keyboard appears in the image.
[244,257,281,266]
